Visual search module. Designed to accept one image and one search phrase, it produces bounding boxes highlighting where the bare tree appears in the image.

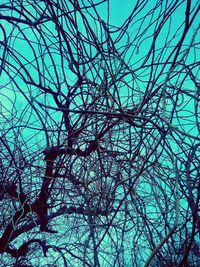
[0,0,200,266]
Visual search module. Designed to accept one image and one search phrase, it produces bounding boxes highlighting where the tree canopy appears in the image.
[0,0,200,266]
